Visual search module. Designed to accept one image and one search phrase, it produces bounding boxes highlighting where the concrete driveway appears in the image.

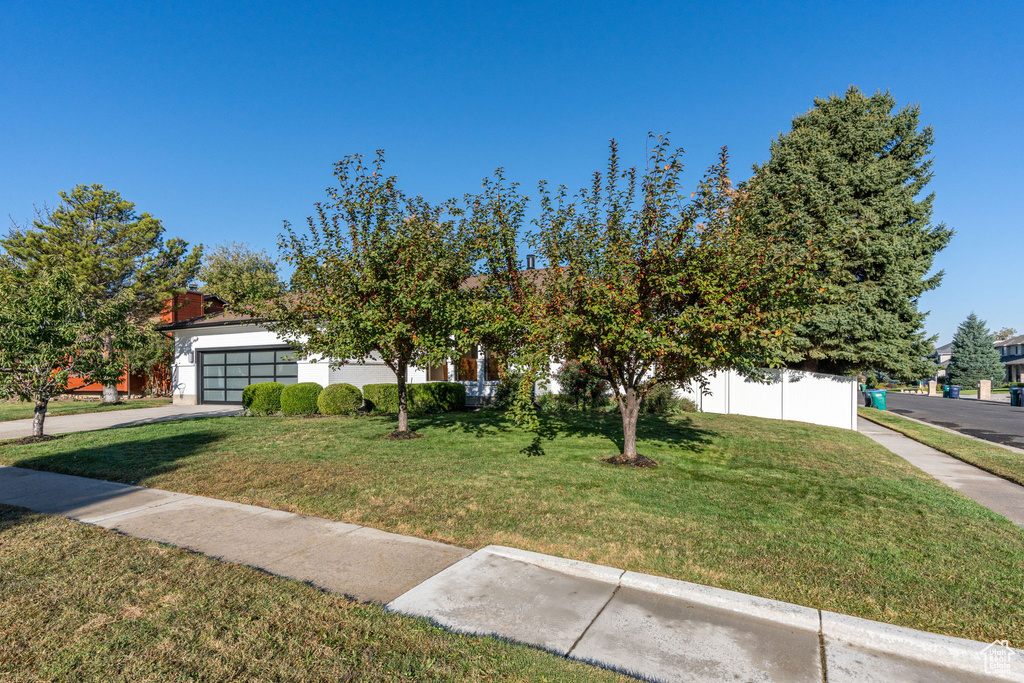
[885,393,1024,449]
[0,404,241,440]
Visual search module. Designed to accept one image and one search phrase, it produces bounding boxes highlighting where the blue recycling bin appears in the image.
[948,385,962,399]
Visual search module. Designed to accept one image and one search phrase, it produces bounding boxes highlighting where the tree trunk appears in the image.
[101,334,120,404]
[619,386,641,460]
[396,360,409,433]
[800,358,819,373]
[32,399,48,438]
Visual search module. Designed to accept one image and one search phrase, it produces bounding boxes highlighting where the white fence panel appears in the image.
[780,371,858,430]
[678,368,856,431]
[727,370,784,420]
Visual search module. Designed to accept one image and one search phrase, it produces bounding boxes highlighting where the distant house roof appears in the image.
[995,334,1024,348]
[934,342,953,355]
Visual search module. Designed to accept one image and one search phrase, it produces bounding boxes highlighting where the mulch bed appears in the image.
[385,430,424,441]
[602,453,659,468]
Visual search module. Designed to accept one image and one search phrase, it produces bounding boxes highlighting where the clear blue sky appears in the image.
[1,1,1020,344]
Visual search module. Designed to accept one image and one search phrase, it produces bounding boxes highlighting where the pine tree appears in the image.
[946,313,1004,387]
[743,87,953,379]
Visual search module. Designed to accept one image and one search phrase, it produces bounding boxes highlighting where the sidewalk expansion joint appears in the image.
[83,494,195,524]
[566,569,625,657]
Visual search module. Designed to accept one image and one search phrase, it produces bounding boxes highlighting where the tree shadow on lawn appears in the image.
[412,409,715,457]
[4,428,226,487]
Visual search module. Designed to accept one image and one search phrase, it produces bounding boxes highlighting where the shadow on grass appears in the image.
[412,409,715,457]
[4,429,226,486]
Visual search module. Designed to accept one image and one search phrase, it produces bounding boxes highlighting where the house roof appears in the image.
[160,309,257,330]
[995,334,1024,347]
[933,342,953,355]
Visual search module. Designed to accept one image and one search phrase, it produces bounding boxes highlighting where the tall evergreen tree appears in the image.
[1,185,201,403]
[743,87,953,378]
[946,313,1004,387]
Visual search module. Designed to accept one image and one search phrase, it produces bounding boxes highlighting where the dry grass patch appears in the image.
[0,505,623,682]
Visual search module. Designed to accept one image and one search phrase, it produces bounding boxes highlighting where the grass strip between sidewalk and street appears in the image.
[1,409,1023,643]
[0,398,171,423]
[858,407,1024,486]
[0,504,622,682]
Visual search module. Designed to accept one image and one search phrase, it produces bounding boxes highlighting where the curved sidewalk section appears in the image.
[1,465,1021,682]
[0,404,241,441]
[858,416,1024,527]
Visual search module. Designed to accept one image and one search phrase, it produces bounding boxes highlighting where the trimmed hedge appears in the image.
[362,384,399,414]
[280,382,323,415]
[409,382,466,414]
[245,382,284,416]
[318,383,362,415]
[362,382,466,415]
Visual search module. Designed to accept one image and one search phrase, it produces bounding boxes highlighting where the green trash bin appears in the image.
[942,385,950,398]
[1011,387,1022,407]
[868,389,887,410]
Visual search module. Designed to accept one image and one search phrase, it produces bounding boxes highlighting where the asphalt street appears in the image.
[885,393,1024,449]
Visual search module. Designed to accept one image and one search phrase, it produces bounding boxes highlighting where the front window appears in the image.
[484,348,502,382]
[456,345,478,381]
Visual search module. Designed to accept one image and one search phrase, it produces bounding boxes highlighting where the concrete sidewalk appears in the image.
[0,404,240,440]
[859,416,1024,527]
[1,465,1021,682]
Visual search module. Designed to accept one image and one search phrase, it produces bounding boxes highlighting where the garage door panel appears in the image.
[200,348,298,405]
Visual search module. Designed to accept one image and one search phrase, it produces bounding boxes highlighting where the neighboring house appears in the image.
[66,291,226,398]
[996,334,1024,383]
[929,342,953,380]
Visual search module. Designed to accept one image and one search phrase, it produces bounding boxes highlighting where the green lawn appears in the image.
[859,407,1024,486]
[0,505,617,682]
[2,410,1022,642]
[0,398,171,422]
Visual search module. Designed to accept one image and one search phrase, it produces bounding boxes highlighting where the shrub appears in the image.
[408,382,466,414]
[362,384,399,413]
[246,382,284,416]
[242,384,258,410]
[555,361,610,410]
[363,382,466,415]
[641,383,696,415]
[317,383,362,415]
[280,382,323,415]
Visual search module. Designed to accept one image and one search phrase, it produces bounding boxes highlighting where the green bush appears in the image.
[363,382,467,415]
[362,384,399,414]
[641,383,697,415]
[246,382,284,416]
[280,382,323,415]
[242,384,258,410]
[555,361,610,410]
[318,383,362,415]
[408,382,466,414]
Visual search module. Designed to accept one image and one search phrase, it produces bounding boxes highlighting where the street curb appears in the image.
[397,544,1023,680]
[822,610,1024,681]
